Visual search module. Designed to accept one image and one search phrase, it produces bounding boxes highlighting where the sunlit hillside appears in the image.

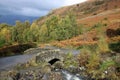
[34,0,120,48]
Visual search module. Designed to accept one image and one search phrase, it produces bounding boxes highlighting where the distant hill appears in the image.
[0,15,39,25]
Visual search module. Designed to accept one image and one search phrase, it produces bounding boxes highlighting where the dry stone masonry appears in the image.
[36,49,65,64]
[24,48,65,65]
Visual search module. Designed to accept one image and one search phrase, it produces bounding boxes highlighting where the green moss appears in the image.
[100,60,115,71]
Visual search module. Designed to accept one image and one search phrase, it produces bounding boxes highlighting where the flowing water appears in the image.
[43,69,83,80]
[61,70,83,80]
[51,69,83,80]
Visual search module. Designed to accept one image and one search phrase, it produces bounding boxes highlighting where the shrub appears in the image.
[84,7,98,14]
[64,53,78,68]
[97,36,109,53]
[0,38,6,47]
[109,42,120,52]
[77,45,97,67]
[104,17,108,20]
[94,0,104,5]
[86,52,102,79]
[95,23,109,53]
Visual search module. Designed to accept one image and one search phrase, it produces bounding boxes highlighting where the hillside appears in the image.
[34,1,120,79]
[36,0,120,25]
[35,0,120,48]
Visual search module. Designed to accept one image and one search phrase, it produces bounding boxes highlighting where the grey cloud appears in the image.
[0,0,64,17]
[0,0,85,17]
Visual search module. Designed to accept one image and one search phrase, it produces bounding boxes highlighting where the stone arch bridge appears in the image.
[24,48,65,65]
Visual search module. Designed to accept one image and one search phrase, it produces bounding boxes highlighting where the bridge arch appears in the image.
[35,49,65,65]
[48,58,60,65]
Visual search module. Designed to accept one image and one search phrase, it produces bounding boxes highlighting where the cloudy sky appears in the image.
[0,0,87,17]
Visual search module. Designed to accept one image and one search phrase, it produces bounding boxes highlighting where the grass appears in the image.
[64,52,78,68]
[100,60,115,71]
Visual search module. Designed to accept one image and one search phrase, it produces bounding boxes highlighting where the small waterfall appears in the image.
[61,70,83,80]
[62,70,72,80]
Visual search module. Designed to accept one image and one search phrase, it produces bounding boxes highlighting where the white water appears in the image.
[61,70,83,80]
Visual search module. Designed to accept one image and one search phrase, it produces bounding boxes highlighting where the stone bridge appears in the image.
[24,48,65,65]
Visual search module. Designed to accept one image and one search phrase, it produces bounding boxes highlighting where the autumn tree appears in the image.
[45,13,79,41]
[0,24,12,47]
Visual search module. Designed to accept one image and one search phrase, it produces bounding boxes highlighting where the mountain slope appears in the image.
[36,0,120,25]
[35,0,120,47]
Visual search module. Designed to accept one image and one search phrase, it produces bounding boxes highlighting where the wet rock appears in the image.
[41,64,52,74]
[53,61,64,69]
[66,65,80,74]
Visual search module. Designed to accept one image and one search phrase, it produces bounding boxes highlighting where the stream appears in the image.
[61,70,83,80]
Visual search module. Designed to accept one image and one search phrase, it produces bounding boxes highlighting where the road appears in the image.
[0,46,80,71]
